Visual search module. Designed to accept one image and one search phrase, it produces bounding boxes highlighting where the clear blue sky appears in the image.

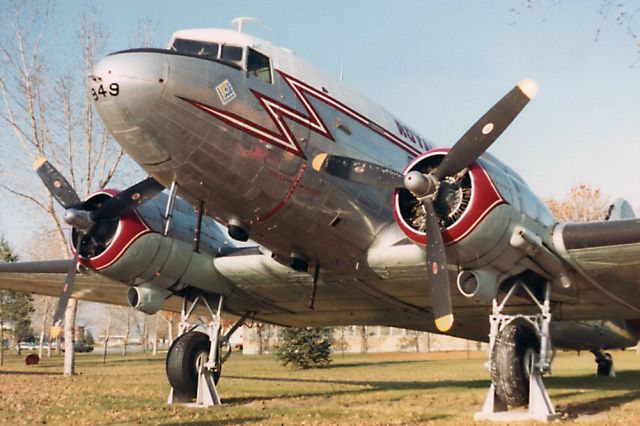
[2,0,640,255]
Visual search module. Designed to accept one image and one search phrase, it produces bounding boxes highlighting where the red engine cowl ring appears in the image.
[70,189,151,271]
[393,148,505,246]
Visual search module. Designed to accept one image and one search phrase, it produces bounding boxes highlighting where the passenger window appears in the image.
[171,38,219,58]
[247,48,272,83]
[221,45,243,63]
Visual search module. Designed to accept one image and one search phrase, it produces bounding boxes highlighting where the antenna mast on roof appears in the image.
[231,17,272,33]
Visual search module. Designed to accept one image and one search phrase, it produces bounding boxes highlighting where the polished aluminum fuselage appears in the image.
[91,30,639,348]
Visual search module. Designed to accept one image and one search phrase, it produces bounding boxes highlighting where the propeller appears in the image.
[34,158,164,337]
[312,79,537,332]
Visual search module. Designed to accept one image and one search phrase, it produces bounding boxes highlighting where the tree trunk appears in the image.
[63,299,78,376]
[359,326,368,353]
[102,311,112,364]
[152,314,158,356]
[132,311,145,354]
[161,314,173,346]
[38,298,50,359]
[257,324,264,355]
[0,316,4,367]
[122,308,130,356]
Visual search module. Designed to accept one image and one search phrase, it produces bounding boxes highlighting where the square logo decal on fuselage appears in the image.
[216,80,236,105]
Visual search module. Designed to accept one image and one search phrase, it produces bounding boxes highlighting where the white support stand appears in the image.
[168,294,224,407]
[475,367,560,422]
[475,281,561,422]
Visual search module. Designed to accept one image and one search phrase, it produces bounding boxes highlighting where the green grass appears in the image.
[0,349,639,424]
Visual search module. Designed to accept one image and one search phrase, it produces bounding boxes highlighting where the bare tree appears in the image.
[0,2,129,376]
[152,314,159,355]
[102,306,113,363]
[159,311,179,346]
[545,184,610,223]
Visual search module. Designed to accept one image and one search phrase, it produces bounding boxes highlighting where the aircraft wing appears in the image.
[0,260,186,313]
[554,219,640,317]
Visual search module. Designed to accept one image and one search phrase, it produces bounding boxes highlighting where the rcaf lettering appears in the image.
[395,120,428,151]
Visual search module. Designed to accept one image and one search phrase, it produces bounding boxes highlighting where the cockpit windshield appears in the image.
[170,38,219,59]
[168,37,273,83]
[170,38,243,66]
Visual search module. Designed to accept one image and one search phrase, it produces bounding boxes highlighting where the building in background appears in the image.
[242,325,485,355]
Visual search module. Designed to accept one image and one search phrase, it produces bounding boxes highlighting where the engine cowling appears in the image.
[393,148,505,246]
[71,189,150,271]
[70,190,234,298]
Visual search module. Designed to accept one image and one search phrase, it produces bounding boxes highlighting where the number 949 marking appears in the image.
[91,83,119,101]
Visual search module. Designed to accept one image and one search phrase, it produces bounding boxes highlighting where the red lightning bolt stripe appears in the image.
[279,71,422,157]
[177,95,308,158]
[179,70,423,159]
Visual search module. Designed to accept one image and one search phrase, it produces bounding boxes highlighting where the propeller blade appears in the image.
[34,158,81,209]
[50,236,82,339]
[434,79,537,181]
[90,176,164,221]
[423,201,454,332]
[311,153,405,188]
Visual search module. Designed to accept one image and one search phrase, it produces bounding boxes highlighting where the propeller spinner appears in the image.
[312,79,537,332]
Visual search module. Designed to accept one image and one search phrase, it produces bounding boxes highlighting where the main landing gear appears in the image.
[167,292,247,406]
[475,280,561,422]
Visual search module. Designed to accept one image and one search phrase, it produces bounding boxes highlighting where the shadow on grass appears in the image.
[222,373,488,404]
[160,418,267,426]
[547,370,640,391]
[561,390,640,418]
[222,369,640,414]
[76,356,166,368]
[0,370,59,376]
[319,359,433,369]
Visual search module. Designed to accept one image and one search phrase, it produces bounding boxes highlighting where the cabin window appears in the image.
[170,38,219,59]
[221,45,243,63]
[247,48,272,83]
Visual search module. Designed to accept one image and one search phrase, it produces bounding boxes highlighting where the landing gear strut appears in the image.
[166,292,248,406]
[475,280,561,422]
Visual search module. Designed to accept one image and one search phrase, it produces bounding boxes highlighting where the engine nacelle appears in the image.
[71,190,234,298]
[390,148,559,279]
[127,283,172,315]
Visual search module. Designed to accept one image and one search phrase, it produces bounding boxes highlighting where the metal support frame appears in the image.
[307,264,320,310]
[167,293,248,407]
[163,181,178,236]
[192,200,205,253]
[475,280,561,422]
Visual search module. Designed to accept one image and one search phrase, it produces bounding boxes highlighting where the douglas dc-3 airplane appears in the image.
[2,19,640,419]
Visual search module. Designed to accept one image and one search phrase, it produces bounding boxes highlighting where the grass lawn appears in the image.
[0,349,639,425]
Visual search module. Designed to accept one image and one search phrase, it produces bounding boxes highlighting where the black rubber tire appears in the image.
[490,324,540,407]
[596,352,613,376]
[166,331,221,398]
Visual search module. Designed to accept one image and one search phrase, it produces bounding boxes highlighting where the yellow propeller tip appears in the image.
[435,314,454,332]
[517,79,538,100]
[34,157,47,171]
[50,325,62,339]
[311,153,328,172]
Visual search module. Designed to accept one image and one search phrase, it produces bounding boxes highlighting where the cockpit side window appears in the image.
[170,38,219,59]
[247,48,272,84]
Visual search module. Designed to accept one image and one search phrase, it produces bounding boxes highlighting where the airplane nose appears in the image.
[91,51,169,128]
